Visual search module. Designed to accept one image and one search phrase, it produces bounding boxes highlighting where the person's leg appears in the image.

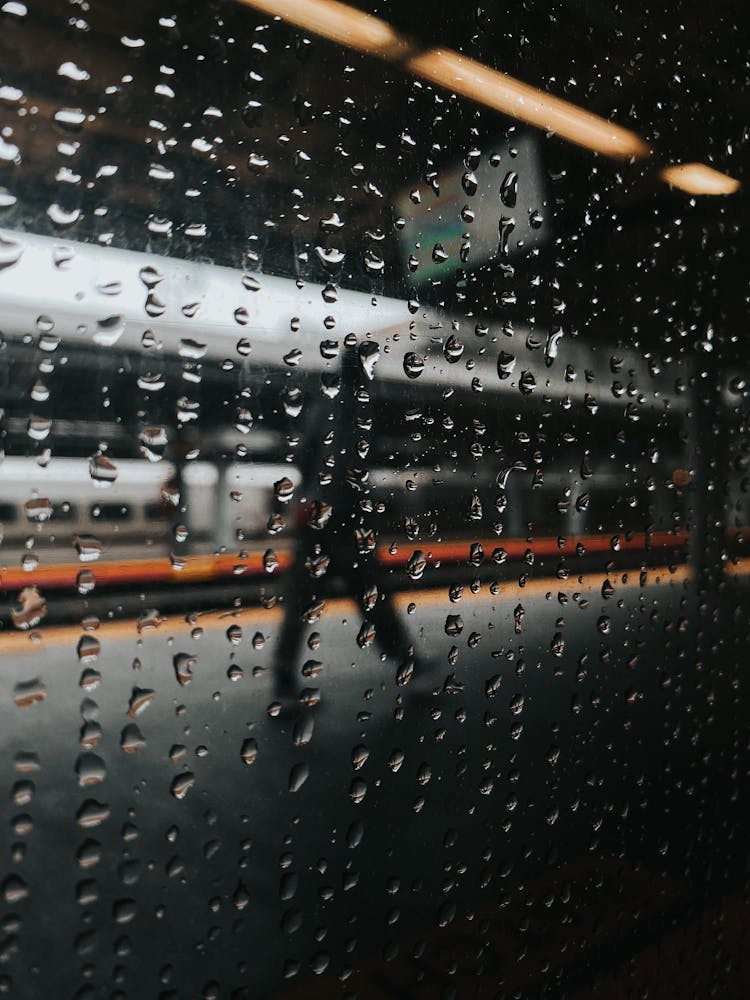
[272,548,315,699]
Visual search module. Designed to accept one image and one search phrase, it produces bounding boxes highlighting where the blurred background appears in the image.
[0,1,749,997]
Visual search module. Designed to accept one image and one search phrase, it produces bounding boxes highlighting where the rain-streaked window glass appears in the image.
[0,1,747,996]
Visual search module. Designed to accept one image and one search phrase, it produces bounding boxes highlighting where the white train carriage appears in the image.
[0,229,690,580]
[0,455,302,567]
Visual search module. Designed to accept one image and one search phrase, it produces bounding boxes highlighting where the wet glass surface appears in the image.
[0,1,748,996]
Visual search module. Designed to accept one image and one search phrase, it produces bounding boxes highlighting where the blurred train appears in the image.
[0,455,299,562]
[0,230,694,622]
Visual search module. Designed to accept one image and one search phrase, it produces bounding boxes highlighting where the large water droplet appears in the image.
[274,477,295,503]
[288,762,309,792]
[497,351,516,380]
[444,335,464,363]
[76,753,107,787]
[128,687,155,717]
[13,677,46,707]
[74,535,103,562]
[403,352,425,379]
[358,341,380,381]
[27,416,51,441]
[11,587,46,630]
[120,724,146,753]
[406,550,427,580]
[77,634,100,663]
[170,773,195,800]
[0,234,22,270]
[24,497,52,522]
[76,800,111,828]
[89,452,118,486]
[173,652,196,686]
[500,170,518,207]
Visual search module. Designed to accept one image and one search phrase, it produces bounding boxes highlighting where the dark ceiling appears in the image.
[0,0,747,347]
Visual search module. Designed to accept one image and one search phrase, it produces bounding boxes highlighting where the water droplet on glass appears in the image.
[76,799,111,828]
[89,452,118,486]
[545,327,564,366]
[225,623,242,645]
[2,876,28,905]
[13,677,46,707]
[74,535,103,562]
[350,779,367,804]
[120,724,146,753]
[179,338,206,360]
[76,753,107,787]
[403,352,425,379]
[170,773,195,800]
[346,821,364,849]
[47,203,81,226]
[11,587,46,630]
[233,881,250,911]
[288,762,309,792]
[137,608,164,632]
[24,497,52,522]
[77,634,100,663]
[500,170,518,207]
[314,246,345,270]
[290,713,314,748]
[128,687,155,717]
[173,653,196,686]
[0,234,22,270]
[358,341,380,381]
[274,477,295,503]
[445,614,464,636]
[444,335,464,363]
[396,654,414,686]
[406,550,427,581]
[497,351,516,380]
[13,751,40,774]
[363,250,384,274]
[283,348,303,368]
[27,416,51,441]
[29,380,49,403]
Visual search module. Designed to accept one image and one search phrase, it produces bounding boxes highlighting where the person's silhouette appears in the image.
[273,342,415,701]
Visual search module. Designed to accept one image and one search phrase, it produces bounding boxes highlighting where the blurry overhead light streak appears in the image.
[407,48,647,159]
[661,163,741,195]
[237,0,648,158]
[236,0,739,192]
[244,0,413,57]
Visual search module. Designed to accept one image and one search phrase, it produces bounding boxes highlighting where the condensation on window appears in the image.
[0,1,747,996]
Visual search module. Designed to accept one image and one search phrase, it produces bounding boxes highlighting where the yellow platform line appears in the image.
[0,564,694,657]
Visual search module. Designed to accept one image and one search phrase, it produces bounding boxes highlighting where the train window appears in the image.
[50,502,77,521]
[0,502,17,523]
[143,501,168,521]
[89,502,132,522]
[0,1,746,998]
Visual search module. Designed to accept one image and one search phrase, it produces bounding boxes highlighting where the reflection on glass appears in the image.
[0,1,747,997]
[661,161,741,195]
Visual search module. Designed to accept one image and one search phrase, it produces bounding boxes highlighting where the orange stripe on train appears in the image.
[0,532,689,592]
